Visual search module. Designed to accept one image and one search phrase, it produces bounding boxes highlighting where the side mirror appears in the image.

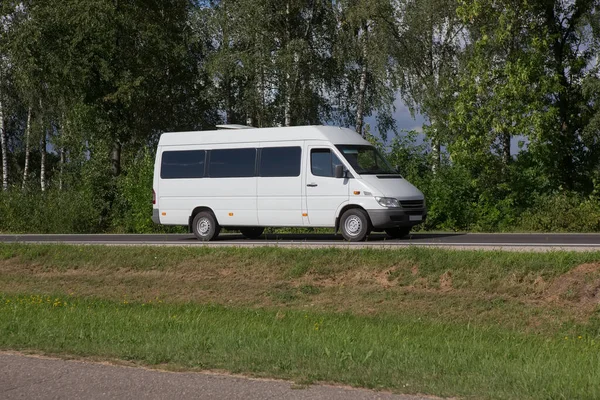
[334,164,345,179]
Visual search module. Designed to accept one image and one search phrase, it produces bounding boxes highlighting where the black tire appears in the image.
[192,211,220,241]
[340,209,371,242]
[240,227,264,239]
[385,227,411,239]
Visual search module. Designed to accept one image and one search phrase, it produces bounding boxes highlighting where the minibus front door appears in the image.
[305,146,350,227]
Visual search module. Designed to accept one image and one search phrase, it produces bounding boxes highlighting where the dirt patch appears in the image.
[545,263,600,312]
[375,267,399,288]
[439,271,453,292]
[532,276,548,294]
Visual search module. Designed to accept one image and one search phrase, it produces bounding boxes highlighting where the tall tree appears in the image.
[334,0,399,139]
[449,0,551,175]
[392,0,464,170]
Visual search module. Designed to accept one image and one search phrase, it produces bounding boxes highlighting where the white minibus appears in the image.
[152,125,426,241]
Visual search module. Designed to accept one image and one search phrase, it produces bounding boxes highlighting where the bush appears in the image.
[517,193,600,232]
[0,189,103,233]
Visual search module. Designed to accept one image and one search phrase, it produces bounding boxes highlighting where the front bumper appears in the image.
[152,208,160,224]
[366,208,427,229]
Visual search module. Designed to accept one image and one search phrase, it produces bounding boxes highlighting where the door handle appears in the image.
[307,183,318,187]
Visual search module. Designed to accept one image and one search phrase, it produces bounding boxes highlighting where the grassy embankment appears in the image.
[1,244,600,399]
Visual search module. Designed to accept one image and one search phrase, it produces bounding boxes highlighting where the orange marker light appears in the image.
[302,213,308,217]
[229,212,234,216]
[161,212,166,216]
[353,191,361,195]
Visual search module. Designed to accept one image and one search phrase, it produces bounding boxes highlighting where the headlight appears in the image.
[375,197,400,208]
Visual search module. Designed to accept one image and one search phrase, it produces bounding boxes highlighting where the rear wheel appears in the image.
[192,211,220,241]
[385,227,411,239]
[240,227,264,239]
[340,209,371,242]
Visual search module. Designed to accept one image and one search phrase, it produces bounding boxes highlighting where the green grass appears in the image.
[2,244,600,399]
[1,294,599,400]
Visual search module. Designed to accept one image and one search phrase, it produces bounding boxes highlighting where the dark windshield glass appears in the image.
[335,145,397,175]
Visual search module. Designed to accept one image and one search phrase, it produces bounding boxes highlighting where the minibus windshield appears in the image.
[335,145,398,175]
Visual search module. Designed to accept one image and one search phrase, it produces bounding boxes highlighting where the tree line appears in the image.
[0,0,599,233]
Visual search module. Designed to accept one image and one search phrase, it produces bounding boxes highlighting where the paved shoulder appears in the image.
[0,352,436,400]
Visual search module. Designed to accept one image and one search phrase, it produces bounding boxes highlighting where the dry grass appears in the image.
[1,244,600,335]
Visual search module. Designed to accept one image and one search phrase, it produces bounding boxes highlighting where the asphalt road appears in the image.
[1,232,600,250]
[0,353,435,400]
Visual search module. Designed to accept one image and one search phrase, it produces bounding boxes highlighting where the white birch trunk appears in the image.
[59,113,66,190]
[111,141,121,177]
[40,132,46,192]
[431,122,440,174]
[22,107,32,190]
[59,148,65,190]
[284,74,292,127]
[284,1,292,127]
[0,97,7,191]
[432,140,440,174]
[355,21,369,138]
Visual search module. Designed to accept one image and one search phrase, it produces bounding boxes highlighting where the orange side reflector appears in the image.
[229,212,234,216]
[353,191,361,195]
[302,213,308,217]
[161,212,166,216]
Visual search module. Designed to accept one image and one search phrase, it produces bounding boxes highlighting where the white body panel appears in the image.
[257,141,305,226]
[152,125,425,229]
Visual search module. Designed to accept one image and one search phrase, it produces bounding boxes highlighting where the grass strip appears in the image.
[2,244,600,336]
[2,244,600,399]
[1,294,599,400]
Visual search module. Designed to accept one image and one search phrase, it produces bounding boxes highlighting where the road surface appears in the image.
[1,232,600,251]
[0,352,436,400]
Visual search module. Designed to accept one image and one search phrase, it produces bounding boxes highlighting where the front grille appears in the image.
[400,200,424,209]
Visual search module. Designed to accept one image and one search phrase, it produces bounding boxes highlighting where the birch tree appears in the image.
[391,0,464,171]
[334,0,399,139]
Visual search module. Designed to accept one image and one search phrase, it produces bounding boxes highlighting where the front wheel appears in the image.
[192,211,220,241]
[385,227,411,239]
[340,209,371,242]
[240,227,264,239]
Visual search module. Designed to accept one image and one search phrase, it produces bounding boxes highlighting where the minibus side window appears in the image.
[260,147,301,177]
[208,148,256,178]
[161,150,205,179]
[311,149,342,177]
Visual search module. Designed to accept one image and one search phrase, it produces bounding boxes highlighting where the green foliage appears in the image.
[112,150,155,233]
[2,0,600,234]
[0,189,102,233]
[518,193,600,233]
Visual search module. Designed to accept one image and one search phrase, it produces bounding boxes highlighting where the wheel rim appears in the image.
[197,217,211,236]
[344,215,362,237]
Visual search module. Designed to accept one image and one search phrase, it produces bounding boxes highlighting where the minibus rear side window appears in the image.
[260,147,301,177]
[161,150,205,179]
[311,149,342,177]
[209,148,256,178]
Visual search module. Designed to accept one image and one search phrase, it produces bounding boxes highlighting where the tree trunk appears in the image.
[432,140,440,174]
[501,132,511,166]
[59,113,66,190]
[111,141,121,177]
[225,75,233,124]
[59,148,65,190]
[355,21,369,138]
[40,132,46,192]
[22,107,32,190]
[284,1,292,127]
[431,122,440,174]
[0,97,7,191]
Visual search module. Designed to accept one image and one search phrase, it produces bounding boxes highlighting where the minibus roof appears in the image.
[158,125,370,147]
